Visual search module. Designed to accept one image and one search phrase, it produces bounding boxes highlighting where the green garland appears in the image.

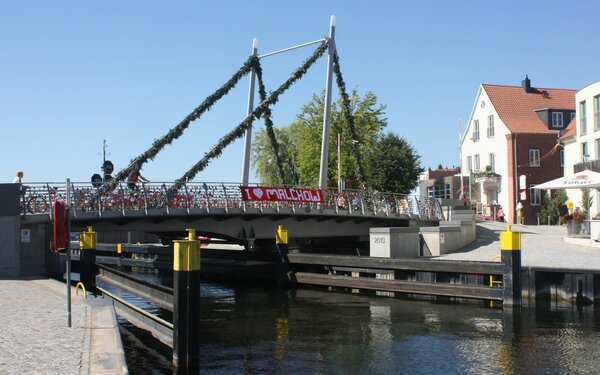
[255,65,286,184]
[112,55,258,183]
[333,52,367,186]
[174,39,329,187]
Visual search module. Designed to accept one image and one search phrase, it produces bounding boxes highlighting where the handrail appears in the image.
[19,181,445,220]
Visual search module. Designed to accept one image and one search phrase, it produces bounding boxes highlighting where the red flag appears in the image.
[53,200,66,250]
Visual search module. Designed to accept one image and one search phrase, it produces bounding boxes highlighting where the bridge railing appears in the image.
[19,181,443,220]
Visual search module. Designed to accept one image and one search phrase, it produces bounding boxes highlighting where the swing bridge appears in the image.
[20,17,443,249]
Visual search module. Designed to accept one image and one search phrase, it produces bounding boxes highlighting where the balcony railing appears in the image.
[574,159,600,173]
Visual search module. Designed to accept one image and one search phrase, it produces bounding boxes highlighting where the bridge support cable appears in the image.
[112,55,259,184]
[255,64,287,184]
[173,40,329,187]
[332,51,367,187]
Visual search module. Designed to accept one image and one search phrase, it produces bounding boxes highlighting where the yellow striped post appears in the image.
[276,225,290,285]
[79,226,96,292]
[500,225,521,306]
[172,229,200,370]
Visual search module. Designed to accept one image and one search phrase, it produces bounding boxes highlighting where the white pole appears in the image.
[318,15,336,191]
[241,38,258,185]
[337,133,341,190]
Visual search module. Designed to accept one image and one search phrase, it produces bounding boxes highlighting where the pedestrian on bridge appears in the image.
[127,164,149,189]
[12,171,23,184]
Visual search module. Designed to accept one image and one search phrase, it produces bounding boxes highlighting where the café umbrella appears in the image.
[534,169,600,235]
[533,169,600,190]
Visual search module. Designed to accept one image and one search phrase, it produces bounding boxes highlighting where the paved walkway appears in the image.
[437,221,600,269]
[0,278,127,374]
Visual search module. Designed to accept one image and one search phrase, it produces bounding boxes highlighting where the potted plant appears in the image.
[560,212,587,235]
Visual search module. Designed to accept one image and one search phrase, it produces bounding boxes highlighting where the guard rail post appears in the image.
[173,228,201,370]
[79,226,97,293]
[500,225,522,306]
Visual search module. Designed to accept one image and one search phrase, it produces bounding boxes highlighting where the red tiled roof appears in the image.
[482,84,576,134]
[559,118,576,141]
[429,169,459,179]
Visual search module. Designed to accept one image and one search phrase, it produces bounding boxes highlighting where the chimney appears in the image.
[522,75,531,93]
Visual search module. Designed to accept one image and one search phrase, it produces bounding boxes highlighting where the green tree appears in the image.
[537,188,568,225]
[252,90,387,187]
[366,132,423,193]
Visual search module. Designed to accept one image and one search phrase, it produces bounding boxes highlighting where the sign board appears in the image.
[240,186,325,203]
[21,229,31,243]
[520,190,527,201]
[519,175,526,187]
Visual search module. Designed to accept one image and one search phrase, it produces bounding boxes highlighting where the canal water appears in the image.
[104,269,600,374]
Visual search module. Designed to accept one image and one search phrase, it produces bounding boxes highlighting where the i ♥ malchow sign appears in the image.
[240,186,324,203]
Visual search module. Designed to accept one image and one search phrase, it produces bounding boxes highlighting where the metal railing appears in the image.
[19,181,444,220]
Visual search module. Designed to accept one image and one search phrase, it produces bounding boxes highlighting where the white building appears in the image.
[561,81,600,215]
[461,76,575,224]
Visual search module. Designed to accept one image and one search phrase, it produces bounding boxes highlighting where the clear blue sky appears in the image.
[2,1,599,184]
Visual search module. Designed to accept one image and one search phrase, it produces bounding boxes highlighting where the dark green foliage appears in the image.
[366,133,423,193]
[537,188,568,225]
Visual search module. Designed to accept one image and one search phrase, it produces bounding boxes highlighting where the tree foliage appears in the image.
[252,90,422,193]
[252,90,386,187]
[366,132,422,193]
[537,188,568,225]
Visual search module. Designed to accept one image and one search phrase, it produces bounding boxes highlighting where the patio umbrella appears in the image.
[533,169,600,190]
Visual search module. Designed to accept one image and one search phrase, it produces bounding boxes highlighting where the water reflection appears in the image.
[110,269,600,374]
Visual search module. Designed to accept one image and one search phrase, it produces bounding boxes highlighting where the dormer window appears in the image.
[551,112,563,128]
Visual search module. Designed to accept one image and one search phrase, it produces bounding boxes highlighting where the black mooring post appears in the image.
[79,226,97,293]
[173,229,201,370]
[500,225,522,306]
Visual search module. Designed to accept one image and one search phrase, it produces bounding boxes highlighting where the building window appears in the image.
[530,184,541,206]
[487,115,495,138]
[580,101,587,136]
[474,154,480,171]
[560,149,564,167]
[466,156,472,172]
[529,149,540,167]
[488,153,495,172]
[571,112,576,121]
[473,120,480,142]
[596,139,600,160]
[595,96,600,131]
[582,142,588,161]
[427,184,451,199]
[551,112,563,128]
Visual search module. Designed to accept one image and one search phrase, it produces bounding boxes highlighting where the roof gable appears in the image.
[482,84,576,134]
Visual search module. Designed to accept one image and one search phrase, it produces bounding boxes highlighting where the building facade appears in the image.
[461,77,575,224]
[562,81,600,215]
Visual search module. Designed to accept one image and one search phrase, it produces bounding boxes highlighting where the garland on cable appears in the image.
[255,64,286,184]
[173,39,329,188]
[112,55,258,184]
[332,51,367,187]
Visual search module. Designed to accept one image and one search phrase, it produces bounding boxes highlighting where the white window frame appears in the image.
[530,184,541,206]
[529,149,540,167]
[427,184,451,199]
[582,142,588,162]
[488,153,495,172]
[581,101,587,136]
[595,95,600,132]
[551,112,563,128]
[472,120,480,142]
[596,139,600,160]
[487,115,495,138]
[474,154,480,171]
